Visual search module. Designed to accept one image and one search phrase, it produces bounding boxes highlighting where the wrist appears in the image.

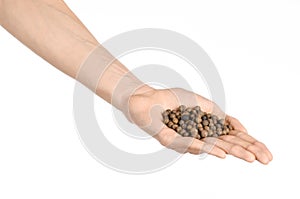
[131,84,156,96]
[115,82,156,124]
[111,76,156,112]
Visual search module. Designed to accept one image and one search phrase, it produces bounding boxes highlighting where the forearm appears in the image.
[77,46,153,108]
[0,0,99,77]
[0,0,151,108]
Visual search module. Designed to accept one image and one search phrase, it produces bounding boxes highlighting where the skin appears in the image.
[0,0,272,164]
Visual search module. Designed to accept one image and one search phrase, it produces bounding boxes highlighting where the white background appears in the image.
[1,0,299,198]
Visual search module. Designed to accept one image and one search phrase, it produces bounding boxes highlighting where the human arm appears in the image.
[0,0,272,163]
[0,0,151,106]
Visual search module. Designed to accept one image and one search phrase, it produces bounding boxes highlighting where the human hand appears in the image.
[123,87,273,164]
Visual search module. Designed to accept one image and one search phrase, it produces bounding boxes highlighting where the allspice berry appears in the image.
[201,130,208,138]
[202,120,209,126]
[162,105,234,140]
[172,117,179,124]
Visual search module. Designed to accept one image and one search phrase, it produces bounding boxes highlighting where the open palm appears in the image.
[125,87,272,164]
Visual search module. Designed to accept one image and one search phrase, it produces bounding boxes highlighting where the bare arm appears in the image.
[0,0,272,163]
[0,0,149,106]
[0,0,99,77]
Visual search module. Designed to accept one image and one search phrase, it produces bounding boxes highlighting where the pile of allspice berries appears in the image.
[162,105,234,139]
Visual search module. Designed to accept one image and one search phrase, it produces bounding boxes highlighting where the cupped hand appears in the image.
[124,87,273,164]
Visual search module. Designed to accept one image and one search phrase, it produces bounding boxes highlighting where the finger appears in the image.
[155,128,226,158]
[186,138,226,158]
[254,141,273,161]
[229,130,255,142]
[203,137,255,163]
[229,130,273,161]
[226,116,248,133]
[219,134,270,164]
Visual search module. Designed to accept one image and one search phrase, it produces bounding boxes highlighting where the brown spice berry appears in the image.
[163,118,169,124]
[179,105,186,112]
[167,121,174,128]
[190,128,198,134]
[202,120,209,126]
[194,106,201,111]
[195,117,202,123]
[172,118,179,124]
[187,125,192,130]
[197,123,203,129]
[181,114,189,121]
[169,113,176,119]
[162,105,232,140]
[201,130,208,138]
[183,132,190,137]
